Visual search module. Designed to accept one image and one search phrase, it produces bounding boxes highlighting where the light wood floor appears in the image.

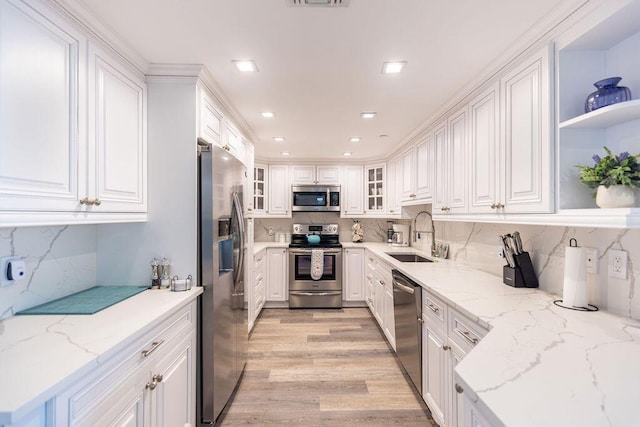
[218,308,437,426]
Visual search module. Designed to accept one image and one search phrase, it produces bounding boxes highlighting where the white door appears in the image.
[343,248,364,301]
[433,122,448,213]
[316,165,341,184]
[198,88,222,145]
[422,320,447,426]
[88,42,147,213]
[448,107,468,214]
[401,147,415,201]
[268,165,290,216]
[415,135,435,202]
[153,336,194,427]
[469,83,500,213]
[291,165,316,184]
[501,45,553,213]
[266,248,287,301]
[342,165,364,216]
[0,0,86,212]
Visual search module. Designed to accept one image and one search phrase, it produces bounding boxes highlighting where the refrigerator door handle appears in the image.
[232,192,245,288]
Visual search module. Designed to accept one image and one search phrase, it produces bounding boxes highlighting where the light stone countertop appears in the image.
[0,287,202,425]
[256,240,640,426]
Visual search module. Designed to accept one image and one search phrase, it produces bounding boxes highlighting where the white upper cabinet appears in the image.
[267,165,290,217]
[469,83,501,213]
[0,0,148,225]
[342,165,364,216]
[88,42,147,213]
[291,165,340,185]
[432,122,448,213]
[400,146,416,202]
[415,135,435,203]
[386,156,402,216]
[364,164,386,215]
[500,44,553,213]
[434,106,468,215]
[253,164,267,215]
[198,88,222,145]
[0,0,85,214]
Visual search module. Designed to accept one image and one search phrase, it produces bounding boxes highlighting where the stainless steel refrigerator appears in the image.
[197,140,248,425]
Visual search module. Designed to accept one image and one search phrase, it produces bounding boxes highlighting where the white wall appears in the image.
[96,79,199,286]
[0,225,96,319]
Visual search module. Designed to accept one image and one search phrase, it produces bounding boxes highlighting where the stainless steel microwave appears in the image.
[292,185,340,212]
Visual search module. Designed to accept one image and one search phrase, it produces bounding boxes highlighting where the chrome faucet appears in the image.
[413,210,436,256]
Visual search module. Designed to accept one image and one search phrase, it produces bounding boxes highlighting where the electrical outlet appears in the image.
[608,249,628,279]
[585,248,599,274]
[497,246,505,259]
[268,226,274,237]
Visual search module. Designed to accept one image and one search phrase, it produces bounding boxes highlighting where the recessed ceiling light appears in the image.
[382,61,407,74]
[343,152,352,156]
[361,112,376,119]
[232,60,258,72]
[349,137,361,143]
[261,111,275,118]
[281,151,291,156]
[273,136,285,142]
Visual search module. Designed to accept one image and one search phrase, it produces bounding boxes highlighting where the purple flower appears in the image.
[617,152,630,162]
[592,154,601,164]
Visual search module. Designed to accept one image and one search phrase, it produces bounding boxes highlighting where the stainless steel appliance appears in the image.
[392,269,422,393]
[391,224,410,247]
[292,185,340,212]
[288,224,343,308]
[197,140,248,425]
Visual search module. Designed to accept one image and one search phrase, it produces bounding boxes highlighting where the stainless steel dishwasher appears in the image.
[392,269,422,393]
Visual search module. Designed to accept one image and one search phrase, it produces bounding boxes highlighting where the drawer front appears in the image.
[448,308,487,353]
[58,301,196,425]
[423,291,447,329]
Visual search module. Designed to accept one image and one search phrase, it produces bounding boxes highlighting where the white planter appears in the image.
[595,185,636,208]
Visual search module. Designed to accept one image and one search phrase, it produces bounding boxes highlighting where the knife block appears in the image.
[503,252,538,288]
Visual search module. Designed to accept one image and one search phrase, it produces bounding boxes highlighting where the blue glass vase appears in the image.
[584,77,632,113]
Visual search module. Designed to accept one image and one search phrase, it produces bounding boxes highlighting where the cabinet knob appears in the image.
[79,197,90,205]
[389,209,394,213]
[490,203,497,209]
[153,374,163,383]
[93,198,101,206]
[442,344,451,351]
[410,193,416,198]
[146,380,157,390]
[455,383,464,394]
[496,202,504,209]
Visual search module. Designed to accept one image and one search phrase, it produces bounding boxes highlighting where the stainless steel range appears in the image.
[288,224,343,308]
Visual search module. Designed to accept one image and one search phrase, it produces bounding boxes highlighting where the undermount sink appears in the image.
[385,252,434,263]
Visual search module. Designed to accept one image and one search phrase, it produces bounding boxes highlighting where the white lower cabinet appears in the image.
[364,251,395,350]
[343,248,365,301]
[250,249,266,330]
[266,247,288,301]
[54,301,196,427]
[421,290,488,427]
[462,394,493,427]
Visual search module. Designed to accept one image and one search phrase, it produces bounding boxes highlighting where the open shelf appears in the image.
[559,99,640,129]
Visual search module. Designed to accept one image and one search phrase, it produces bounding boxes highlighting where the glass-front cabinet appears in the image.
[253,164,267,214]
[365,164,385,215]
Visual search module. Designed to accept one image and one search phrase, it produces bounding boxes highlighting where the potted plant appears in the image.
[576,147,640,208]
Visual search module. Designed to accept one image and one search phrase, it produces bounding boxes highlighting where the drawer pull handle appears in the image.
[455,328,479,345]
[142,339,165,357]
[455,383,464,394]
[427,303,439,314]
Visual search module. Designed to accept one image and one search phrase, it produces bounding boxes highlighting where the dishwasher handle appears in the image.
[392,279,415,295]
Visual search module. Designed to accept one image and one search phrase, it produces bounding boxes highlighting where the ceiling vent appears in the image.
[289,0,350,7]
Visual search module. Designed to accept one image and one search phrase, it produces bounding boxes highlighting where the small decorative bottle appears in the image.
[160,257,171,289]
[150,258,160,289]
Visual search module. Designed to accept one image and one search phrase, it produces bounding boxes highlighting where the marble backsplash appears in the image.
[258,211,640,320]
[0,225,97,320]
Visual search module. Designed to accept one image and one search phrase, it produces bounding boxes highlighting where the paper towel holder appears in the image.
[553,238,599,312]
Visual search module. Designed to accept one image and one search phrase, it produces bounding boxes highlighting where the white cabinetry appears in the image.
[266,247,288,301]
[434,106,468,216]
[414,135,435,203]
[0,0,147,225]
[291,165,340,185]
[343,248,365,302]
[387,155,403,216]
[251,249,266,330]
[400,146,416,202]
[342,165,364,217]
[267,165,290,217]
[55,301,196,427]
[88,42,147,214]
[421,290,488,427]
[364,251,395,350]
[468,83,501,214]
[253,164,267,215]
[198,87,222,146]
[364,164,386,215]
[500,45,553,214]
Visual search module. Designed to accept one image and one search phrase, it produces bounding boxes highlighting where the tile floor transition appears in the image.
[218,308,437,426]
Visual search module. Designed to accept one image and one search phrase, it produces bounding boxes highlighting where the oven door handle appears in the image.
[289,248,342,254]
[290,291,342,296]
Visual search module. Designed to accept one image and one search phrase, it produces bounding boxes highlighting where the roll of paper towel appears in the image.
[562,244,588,308]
